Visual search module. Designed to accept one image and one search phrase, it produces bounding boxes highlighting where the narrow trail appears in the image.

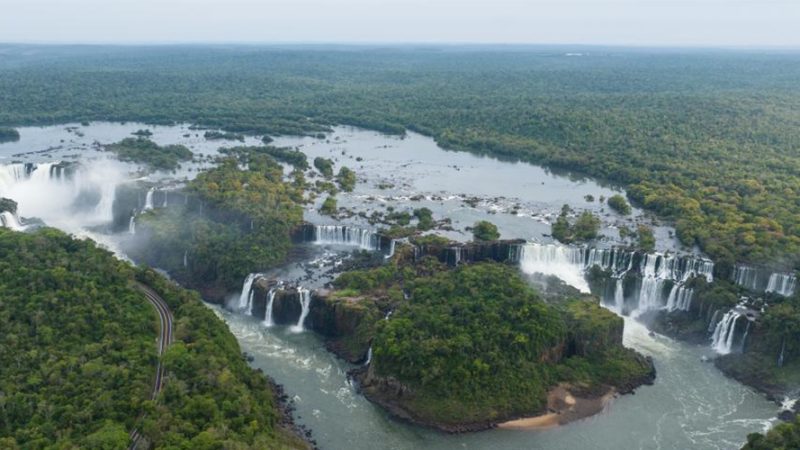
[129,283,174,450]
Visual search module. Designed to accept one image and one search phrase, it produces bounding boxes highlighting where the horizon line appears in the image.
[2,40,800,52]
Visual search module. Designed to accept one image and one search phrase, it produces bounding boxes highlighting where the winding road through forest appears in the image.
[129,283,174,449]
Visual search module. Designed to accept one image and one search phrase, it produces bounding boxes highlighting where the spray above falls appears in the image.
[0,160,126,229]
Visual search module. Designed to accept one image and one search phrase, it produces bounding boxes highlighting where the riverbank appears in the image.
[497,385,617,430]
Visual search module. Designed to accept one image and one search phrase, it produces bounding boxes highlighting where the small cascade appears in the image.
[665,284,694,312]
[518,243,590,292]
[144,188,155,210]
[766,273,797,297]
[708,309,721,333]
[733,264,796,297]
[385,239,396,260]
[247,289,255,315]
[0,211,23,230]
[128,215,136,234]
[264,287,278,327]
[237,273,259,311]
[162,190,168,207]
[732,265,761,291]
[613,278,625,313]
[778,338,786,368]
[740,320,751,352]
[183,250,188,268]
[631,254,668,315]
[291,287,311,333]
[711,310,741,355]
[451,246,463,266]
[313,225,379,251]
[364,346,373,366]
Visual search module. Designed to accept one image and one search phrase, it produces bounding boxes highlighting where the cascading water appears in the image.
[144,188,155,210]
[183,250,188,268]
[613,278,625,312]
[517,243,590,293]
[0,211,23,230]
[0,159,122,229]
[129,216,136,234]
[238,273,259,311]
[314,225,379,251]
[711,310,741,355]
[385,239,396,260]
[734,264,797,297]
[291,287,311,333]
[264,287,278,327]
[664,285,694,312]
[766,273,796,297]
[364,346,373,366]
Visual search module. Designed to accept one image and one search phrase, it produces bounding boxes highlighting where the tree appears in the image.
[637,225,656,252]
[607,194,632,215]
[314,157,334,178]
[320,195,338,215]
[336,166,357,192]
[472,220,500,241]
[572,211,600,241]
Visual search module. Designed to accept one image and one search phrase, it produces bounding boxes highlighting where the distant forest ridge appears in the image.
[2,45,800,268]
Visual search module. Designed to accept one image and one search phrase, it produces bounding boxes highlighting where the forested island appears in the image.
[336,255,654,431]
[0,127,20,143]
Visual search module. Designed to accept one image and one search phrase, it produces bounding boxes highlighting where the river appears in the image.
[0,122,781,449]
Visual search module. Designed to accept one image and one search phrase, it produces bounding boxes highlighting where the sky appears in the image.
[1,0,799,48]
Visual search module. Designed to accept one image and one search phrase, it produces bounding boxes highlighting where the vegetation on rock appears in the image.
[105,137,193,171]
[0,127,20,142]
[472,220,500,241]
[607,194,631,215]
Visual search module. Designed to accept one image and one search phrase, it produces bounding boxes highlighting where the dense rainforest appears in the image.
[334,256,654,429]
[0,228,306,449]
[1,45,800,270]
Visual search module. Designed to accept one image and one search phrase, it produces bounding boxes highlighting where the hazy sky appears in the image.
[1,0,799,47]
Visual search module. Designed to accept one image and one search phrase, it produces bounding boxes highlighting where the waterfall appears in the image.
[1,159,125,229]
[613,278,625,312]
[740,320,751,352]
[766,273,797,297]
[451,246,463,266]
[291,287,311,333]
[0,163,29,191]
[734,265,797,297]
[732,265,760,291]
[778,338,786,368]
[237,273,259,311]
[264,287,278,327]
[364,346,373,366]
[128,215,136,234]
[711,310,741,355]
[708,309,721,333]
[144,188,155,210]
[665,284,694,312]
[183,250,188,268]
[313,225,379,251]
[518,243,590,293]
[162,191,168,207]
[385,239,396,260]
[0,211,23,230]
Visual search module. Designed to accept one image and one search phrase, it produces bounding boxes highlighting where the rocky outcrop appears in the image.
[413,239,526,266]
